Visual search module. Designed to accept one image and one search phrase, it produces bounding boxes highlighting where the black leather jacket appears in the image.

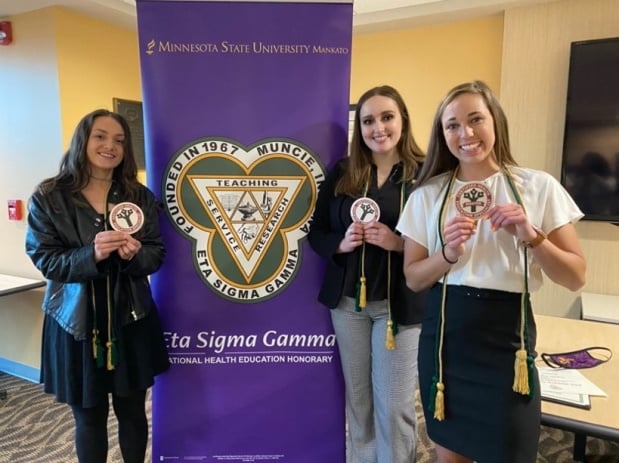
[25,183,166,341]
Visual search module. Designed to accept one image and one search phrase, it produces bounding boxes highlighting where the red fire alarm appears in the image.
[8,199,22,221]
[0,22,13,46]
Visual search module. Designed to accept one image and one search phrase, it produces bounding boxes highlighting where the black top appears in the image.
[308,159,427,326]
[341,162,405,301]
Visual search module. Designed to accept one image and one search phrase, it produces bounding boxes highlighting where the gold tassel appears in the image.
[358,276,366,309]
[512,349,530,395]
[106,341,115,371]
[385,319,395,350]
[433,382,445,421]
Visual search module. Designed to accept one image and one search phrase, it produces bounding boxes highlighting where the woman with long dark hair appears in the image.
[26,109,170,463]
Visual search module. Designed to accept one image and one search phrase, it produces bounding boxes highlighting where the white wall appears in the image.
[1,10,63,277]
[0,9,62,376]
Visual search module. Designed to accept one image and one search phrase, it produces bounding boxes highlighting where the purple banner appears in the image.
[135,1,352,461]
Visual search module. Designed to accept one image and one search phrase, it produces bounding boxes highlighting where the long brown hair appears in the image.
[336,85,425,196]
[416,80,518,186]
[37,109,140,201]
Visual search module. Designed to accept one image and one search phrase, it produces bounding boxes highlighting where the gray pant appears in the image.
[332,297,420,463]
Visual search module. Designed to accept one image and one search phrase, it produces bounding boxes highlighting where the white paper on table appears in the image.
[538,366,607,397]
[541,389,591,408]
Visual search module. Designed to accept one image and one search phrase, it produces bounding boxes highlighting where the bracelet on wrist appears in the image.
[441,244,458,265]
[522,227,547,248]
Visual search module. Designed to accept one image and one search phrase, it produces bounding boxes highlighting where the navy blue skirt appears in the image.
[418,284,540,463]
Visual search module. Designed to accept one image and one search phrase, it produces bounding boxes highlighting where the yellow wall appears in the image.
[53,8,141,147]
[351,15,504,149]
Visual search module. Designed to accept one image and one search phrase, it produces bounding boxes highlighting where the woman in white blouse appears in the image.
[397,81,586,463]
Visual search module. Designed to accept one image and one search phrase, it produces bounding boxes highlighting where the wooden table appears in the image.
[536,314,619,461]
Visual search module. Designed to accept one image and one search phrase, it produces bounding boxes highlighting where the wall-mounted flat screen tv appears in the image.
[560,37,619,223]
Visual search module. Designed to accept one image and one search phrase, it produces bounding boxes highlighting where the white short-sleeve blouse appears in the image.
[396,167,583,293]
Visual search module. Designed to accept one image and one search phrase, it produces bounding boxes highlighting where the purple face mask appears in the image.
[541,347,612,369]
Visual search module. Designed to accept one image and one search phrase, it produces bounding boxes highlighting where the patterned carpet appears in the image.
[0,372,152,463]
[0,372,617,462]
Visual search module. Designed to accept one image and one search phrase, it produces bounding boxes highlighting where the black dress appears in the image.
[41,270,169,408]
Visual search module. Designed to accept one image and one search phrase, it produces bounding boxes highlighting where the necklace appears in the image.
[89,174,113,182]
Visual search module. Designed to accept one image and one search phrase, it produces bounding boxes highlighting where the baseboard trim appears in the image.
[0,358,39,383]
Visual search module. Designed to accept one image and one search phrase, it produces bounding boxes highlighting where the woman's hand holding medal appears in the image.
[449,182,539,258]
[442,181,489,262]
[93,202,145,262]
[93,231,129,262]
[340,221,403,253]
[93,231,142,262]
[485,203,538,243]
[340,222,365,253]
[118,233,142,261]
[442,216,477,262]
[363,221,404,252]
[338,197,403,253]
